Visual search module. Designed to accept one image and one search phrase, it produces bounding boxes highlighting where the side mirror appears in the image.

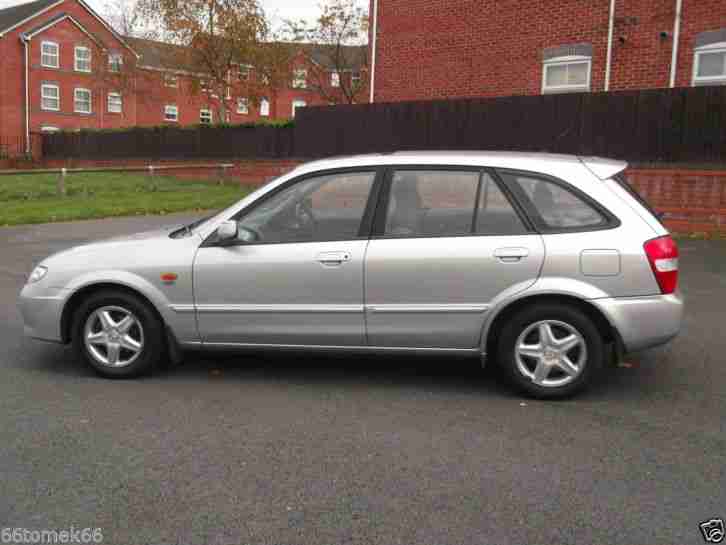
[216,220,238,242]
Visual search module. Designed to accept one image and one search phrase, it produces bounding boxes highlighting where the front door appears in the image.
[194,169,379,346]
[364,168,545,349]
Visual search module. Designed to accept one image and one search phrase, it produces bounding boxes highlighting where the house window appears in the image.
[693,43,726,86]
[331,72,340,87]
[41,84,60,111]
[260,98,270,117]
[108,52,123,72]
[41,126,60,132]
[200,79,209,93]
[291,100,306,117]
[239,65,251,81]
[164,105,178,122]
[164,74,178,88]
[237,97,249,114]
[351,71,361,87]
[292,69,307,88]
[74,46,91,73]
[107,92,122,113]
[41,41,59,68]
[542,56,591,93]
[200,109,212,124]
[74,88,92,113]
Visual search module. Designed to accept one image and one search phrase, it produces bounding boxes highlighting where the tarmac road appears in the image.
[1,213,725,545]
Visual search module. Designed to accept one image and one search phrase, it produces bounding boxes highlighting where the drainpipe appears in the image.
[669,0,683,87]
[369,0,379,103]
[604,0,616,91]
[21,34,31,155]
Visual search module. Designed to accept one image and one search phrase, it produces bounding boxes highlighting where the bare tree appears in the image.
[288,0,368,105]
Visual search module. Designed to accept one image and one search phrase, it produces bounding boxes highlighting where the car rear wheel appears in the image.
[72,290,165,378]
[497,303,603,398]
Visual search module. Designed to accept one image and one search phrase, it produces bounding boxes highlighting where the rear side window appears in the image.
[500,171,607,230]
[613,173,665,227]
[383,170,526,237]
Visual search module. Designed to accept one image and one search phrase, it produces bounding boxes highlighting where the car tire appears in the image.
[72,290,165,378]
[497,303,603,399]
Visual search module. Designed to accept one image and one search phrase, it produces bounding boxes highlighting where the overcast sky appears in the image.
[0,0,327,24]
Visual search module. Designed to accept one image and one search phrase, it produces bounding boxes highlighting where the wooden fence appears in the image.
[40,86,726,164]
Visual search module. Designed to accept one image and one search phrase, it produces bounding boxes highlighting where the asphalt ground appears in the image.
[1,213,725,545]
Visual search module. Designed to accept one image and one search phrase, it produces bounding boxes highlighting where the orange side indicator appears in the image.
[160,273,178,283]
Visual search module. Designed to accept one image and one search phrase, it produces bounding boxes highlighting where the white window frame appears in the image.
[237,97,249,114]
[292,68,307,89]
[40,83,60,111]
[41,126,60,132]
[331,71,340,87]
[41,41,59,68]
[108,52,123,72]
[541,55,591,94]
[199,108,212,124]
[164,104,178,122]
[692,42,726,86]
[74,45,91,73]
[259,98,270,117]
[107,92,122,113]
[291,99,306,117]
[164,73,178,88]
[74,87,92,114]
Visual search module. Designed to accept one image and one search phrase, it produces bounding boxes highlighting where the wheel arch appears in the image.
[482,293,622,362]
[60,282,166,344]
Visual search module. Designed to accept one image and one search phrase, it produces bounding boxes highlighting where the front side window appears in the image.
[41,84,60,111]
[693,43,726,86]
[500,171,606,230]
[164,104,178,122]
[199,109,212,124]
[41,41,59,68]
[542,56,591,93]
[383,170,525,237]
[74,88,91,113]
[107,92,122,113]
[74,46,91,72]
[292,69,307,88]
[231,171,376,244]
[108,52,123,72]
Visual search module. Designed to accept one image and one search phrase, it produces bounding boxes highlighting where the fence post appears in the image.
[147,165,156,191]
[57,167,67,196]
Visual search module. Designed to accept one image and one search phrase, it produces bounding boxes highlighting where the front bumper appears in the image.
[17,284,68,343]
[592,292,684,353]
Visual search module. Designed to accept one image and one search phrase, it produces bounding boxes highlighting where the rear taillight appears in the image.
[643,235,679,294]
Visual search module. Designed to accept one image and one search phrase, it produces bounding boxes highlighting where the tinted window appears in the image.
[384,170,479,236]
[234,171,375,243]
[502,172,606,229]
[475,174,527,235]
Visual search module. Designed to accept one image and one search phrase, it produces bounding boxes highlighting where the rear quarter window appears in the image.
[498,171,611,231]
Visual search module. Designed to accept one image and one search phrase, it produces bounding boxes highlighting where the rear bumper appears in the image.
[592,292,684,353]
[17,285,67,343]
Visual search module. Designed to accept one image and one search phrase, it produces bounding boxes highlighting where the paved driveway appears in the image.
[1,214,725,545]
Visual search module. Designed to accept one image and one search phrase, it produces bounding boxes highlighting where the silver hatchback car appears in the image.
[18,152,683,397]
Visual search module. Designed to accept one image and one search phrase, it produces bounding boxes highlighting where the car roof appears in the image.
[294,151,627,178]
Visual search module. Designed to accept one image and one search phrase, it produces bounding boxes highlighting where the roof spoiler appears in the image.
[579,156,628,180]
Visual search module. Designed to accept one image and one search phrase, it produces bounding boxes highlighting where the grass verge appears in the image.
[0,172,249,226]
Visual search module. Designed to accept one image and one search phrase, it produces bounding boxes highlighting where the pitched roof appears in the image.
[0,0,61,35]
[126,35,367,74]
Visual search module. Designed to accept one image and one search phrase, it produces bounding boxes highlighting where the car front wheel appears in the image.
[72,290,165,378]
[497,303,604,399]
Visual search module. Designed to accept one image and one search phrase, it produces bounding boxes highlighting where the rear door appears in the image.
[364,167,545,349]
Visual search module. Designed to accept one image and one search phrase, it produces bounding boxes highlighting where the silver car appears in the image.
[18,152,683,398]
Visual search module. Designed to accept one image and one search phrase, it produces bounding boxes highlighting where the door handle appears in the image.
[316,251,351,266]
[494,247,529,262]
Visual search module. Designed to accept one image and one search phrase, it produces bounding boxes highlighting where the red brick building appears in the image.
[0,0,367,156]
[368,0,726,102]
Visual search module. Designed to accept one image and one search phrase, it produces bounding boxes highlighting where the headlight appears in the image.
[28,265,48,284]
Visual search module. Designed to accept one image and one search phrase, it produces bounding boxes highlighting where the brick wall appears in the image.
[371,0,726,102]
